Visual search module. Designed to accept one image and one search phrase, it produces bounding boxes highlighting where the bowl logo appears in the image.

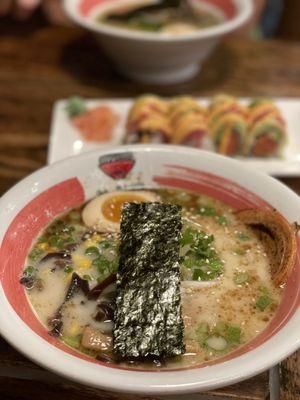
[98,152,135,180]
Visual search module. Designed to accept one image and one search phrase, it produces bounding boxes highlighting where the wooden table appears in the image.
[0,25,299,400]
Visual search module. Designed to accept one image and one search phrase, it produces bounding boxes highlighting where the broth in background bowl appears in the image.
[98,0,223,35]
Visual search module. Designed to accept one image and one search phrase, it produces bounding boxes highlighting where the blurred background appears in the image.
[1,0,300,39]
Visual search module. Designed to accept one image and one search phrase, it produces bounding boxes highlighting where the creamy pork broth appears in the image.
[22,189,282,368]
[99,2,222,35]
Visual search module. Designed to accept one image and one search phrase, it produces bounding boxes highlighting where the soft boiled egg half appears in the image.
[82,190,158,233]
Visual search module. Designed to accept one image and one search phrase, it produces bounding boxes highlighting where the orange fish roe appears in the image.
[72,106,118,142]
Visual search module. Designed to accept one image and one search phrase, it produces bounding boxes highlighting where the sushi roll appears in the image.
[169,97,207,147]
[245,99,286,157]
[125,113,171,144]
[208,95,247,156]
[125,95,169,143]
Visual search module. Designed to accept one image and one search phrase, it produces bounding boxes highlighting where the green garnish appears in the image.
[85,246,100,256]
[136,21,162,31]
[215,215,228,226]
[64,266,74,274]
[24,266,36,275]
[83,274,92,281]
[196,321,209,336]
[226,325,241,344]
[181,228,223,281]
[255,286,273,311]
[180,227,195,247]
[92,255,110,272]
[28,247,44,261]
[215,321,227,336]
[47,222,75,249]
[62,334,82,349]
[49,235,72,249]
[66,96,86,117]
[234,248,246,256]
[196,320,242,350]
[233,271,248,285]
[197,206,216,216]
[196,205,229,226]
[99,241,111,249]
[214,321,241,344]
[255,295,272,311]
[236,232,250,241]
[37,236,47,243]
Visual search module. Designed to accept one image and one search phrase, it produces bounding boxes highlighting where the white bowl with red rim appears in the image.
[0,145,299,395]
[63,0,253,84]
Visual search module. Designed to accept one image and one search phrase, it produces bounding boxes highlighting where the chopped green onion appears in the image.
[134,20,162,32]
[62,334,82,349]
[64,266,74,274]
[28,247,44,261]
[226,326,241,344]
[196,322,209,336]
[99,241,111,249]
[215,321,227,336]
[215,215,228,225]
[209,259,223,272]
[197,206,216,216]
[181,227,223,281]
[181,227,196,246]
[37,236,47,243]
[83,274,92,281]
[92,256,110,272]
[236,232,250,241]
[255,295,272,311]
[24,266,36,275]
[85,246,100,256]
[234,248,246,256]
[233,271,248,285]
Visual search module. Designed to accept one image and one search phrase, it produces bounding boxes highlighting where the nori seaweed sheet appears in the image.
[113,202,185,359]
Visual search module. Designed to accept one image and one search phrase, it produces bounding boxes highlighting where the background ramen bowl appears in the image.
[63,0,253,84]
[0,145,299,394]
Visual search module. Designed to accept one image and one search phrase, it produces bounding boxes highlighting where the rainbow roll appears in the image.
[245,99,286,157]
[169,97,207,147]
[247,98,285,127]
[208,95,247,156]
[125,95,169,143]
[125,113,171,144]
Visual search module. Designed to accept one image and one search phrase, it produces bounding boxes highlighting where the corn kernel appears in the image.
[72,254,92,269]
[37,242,49,251]
[84,239,95,248]
[92,234,101,242]
[66,321,80,336]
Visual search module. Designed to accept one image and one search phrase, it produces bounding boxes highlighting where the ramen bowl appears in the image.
[63,0,253,84]
[0,145,299,394]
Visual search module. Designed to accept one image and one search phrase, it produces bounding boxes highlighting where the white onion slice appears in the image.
[205,335,227,351]
[181,280,218,290]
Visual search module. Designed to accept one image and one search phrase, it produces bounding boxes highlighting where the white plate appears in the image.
[48,98,300,176]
